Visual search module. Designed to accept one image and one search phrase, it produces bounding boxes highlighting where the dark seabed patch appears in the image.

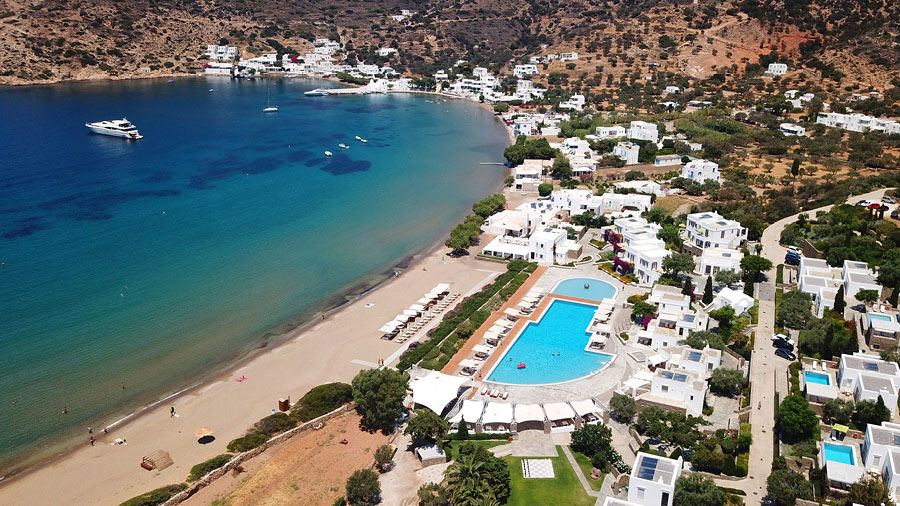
[37,189,180,221]
[346,103,398,114]
[286,149,314,163]
[318,155,371,175]
[190,155,283,189]
[3,217,48,239]
[142,171,173,184]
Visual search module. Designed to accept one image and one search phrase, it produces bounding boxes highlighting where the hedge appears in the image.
[776,264,784,284]
[253,412,297,436]
[446,432,511,441]
[227,432,269,452]
[291,382,352,421]
[187,454,232,481]
[119,484,188,506]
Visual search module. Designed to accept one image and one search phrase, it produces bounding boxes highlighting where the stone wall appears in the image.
[162,403,355,506]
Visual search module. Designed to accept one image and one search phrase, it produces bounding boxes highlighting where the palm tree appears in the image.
[444,454,490,505]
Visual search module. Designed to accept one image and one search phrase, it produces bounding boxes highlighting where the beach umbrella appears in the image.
[409,304,427,312]
[416,297,432,305]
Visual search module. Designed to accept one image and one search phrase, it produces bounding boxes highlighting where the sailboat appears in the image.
[263,82,278,113]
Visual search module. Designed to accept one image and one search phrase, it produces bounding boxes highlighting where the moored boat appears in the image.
[84,118,143,140]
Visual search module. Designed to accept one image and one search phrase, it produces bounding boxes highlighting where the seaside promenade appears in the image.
[0,251,505,506]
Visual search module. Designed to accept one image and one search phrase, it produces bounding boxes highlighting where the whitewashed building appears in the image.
[649,368,707,416]
[798,256,841,318]
[839,353,900,414]
[685,211,747,250]
[780,123,806,136]
[697,248,743,276]
[843,260,881,301]
[514,64,539,78]
[614,180,663,197]
[595,125,626,139]
[710,287,755,315]
[627,121,659,143]
[560,94,586,111]
[680,159,720,183]
[639,312,710,350]
[622,239,669,285]
[654,154,683,167]
[767,63,788,76]
[665,345,721,380]
[627,453,682,506]
[613,141,640,165]
[205,45,238,61]
[648,285,691,314]
[481,227,581,264]
[816,113,900,135]
[559,52,579,61]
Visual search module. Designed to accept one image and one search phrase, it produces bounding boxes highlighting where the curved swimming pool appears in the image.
[486,299,614,385]
[552,277,617,302]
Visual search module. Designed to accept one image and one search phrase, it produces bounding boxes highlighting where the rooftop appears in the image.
[843,355,900,376]
[632,453,678,486]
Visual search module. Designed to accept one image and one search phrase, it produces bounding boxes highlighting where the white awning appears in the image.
[449,399,485,423]
[379,322,400,333]
[403,309,419,317]
[514,403,545,423]
[424,292,439,300]
[409,371,469,414]
[410,304,427,312]
[648,354,667,366]
[494,319,514,328]
[417,297,433,305]
[459,359,479,369]
[484,330,501,341]
[624,377,650,390]
[398,313,413,321]
[601,298,616,305]
[590,335,608,345]
[571,399,600,417]
[543,402,576,421]
[504,308,521,317]
[482,402,513,424]
[517,301,533,309]
[433,283,451,294]
[522,296,539,303]
[473,344,492,355]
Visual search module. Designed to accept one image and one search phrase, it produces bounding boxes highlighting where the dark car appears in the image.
[892,210,899,219]
[773,338,794,351]
[775,348,796,361]
[785,253,800,266]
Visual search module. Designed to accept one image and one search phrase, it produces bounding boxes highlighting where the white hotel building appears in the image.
[817,112,900,134]
[685,211,748,251]
[680,159,720,183]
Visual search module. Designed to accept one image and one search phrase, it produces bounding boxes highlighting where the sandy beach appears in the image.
[0,245,506,505]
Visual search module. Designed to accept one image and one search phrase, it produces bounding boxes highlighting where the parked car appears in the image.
[775,348,796,361]
[892,210,899,219]
[773,338,794,351]
[785,253,800,266]
[772,333,792,343]
[883,196,895,204]
[856,200,872,207]
[787,246,801,254]
[868,203,882,210]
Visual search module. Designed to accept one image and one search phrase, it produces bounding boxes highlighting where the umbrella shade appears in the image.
[833,424,849,433]
[403,309,419,317]
[379,323,398,333]
[416,297,432,305]
[424,292,439,300]
[410,304,427,312]
[194,427,214,438]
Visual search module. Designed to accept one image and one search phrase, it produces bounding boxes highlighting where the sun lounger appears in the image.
[500,392,509,400]
[480,387,488,395]
[489,389,499,397]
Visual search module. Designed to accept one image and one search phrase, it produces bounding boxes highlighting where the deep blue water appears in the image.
[0,77,509,474]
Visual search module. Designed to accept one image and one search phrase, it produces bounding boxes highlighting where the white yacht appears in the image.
[324,150,333,157]
[355,135,368,143]
[338,143,349,149]
[304,89,330,96]
[85,118,143,140]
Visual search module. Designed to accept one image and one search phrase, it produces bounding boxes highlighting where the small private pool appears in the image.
[551,278,617,302]
[823,443,855,465]
[804,371,831,385]
[486,299,614,385]
[869,313,895,323]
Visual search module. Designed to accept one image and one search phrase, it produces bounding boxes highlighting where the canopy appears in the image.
[648,354,667,366]
[623,377,651,391]
[517,301,533,309]
[410,304,427,312]
[472,345,492,355]
[403,309,419,317]
[522,296,539,303]
[417,297,433,305]
[459,359,479,369]
[833,424,849,433]
[590,335,608,345]
[504,308,521,317]
[379,322,400,333]
[571,399,600,417]
[409,370,469,414]
[484,330,501,341]
[449,399,485,423]
[433,283,451,294]
[514,403,545,423]
[481,402,513,424]
[494,319,514,328]
[543,402,576,421]
[423,292,439,300]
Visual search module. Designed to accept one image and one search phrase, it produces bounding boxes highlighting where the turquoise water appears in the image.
[551,278,617,301]
[804,371,831,385]
[868,313,894,323]
[0,77,510,475]
[487,299,614,384]
[823,443,855,465]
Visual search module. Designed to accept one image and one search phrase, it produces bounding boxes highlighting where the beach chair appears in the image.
[480,387,488,395]
[500,392,509,400]
[489,389,499,397]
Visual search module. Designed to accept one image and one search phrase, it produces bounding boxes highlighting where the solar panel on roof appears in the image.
[684,314,695,322]
[688,351,702,362]
[673,373,688,382]
[865,362,879,371]
[659,370,673,379]
[637,456,659,480]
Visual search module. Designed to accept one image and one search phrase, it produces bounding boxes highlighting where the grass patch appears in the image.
[119,484,187,506]
[571,449,605,491]
[774,287,784,333]
[776,264,784,284]
[503,447,595,506]
[188,454,232,481]
[443,439,509,460]
[654,195,693,214]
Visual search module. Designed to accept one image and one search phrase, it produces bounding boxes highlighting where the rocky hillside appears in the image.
[1,0,898,89]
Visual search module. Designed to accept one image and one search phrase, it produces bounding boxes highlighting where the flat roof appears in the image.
[633,453,678,486]
[843,355,899,376]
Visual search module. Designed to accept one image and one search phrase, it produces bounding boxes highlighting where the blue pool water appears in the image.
[869,313,894,323]
[823,443,855,465]
[804,371,831,385]
[487,299,614,384]
[551,278,617,302]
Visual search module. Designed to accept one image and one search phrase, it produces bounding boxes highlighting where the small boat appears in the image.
[304,89,330,96]
[324,150,333,157]
[517,363,526,369]
[263,82,277,112]
[85,118,143,140]
[167,79,174,83]
[338,143,349,149]
[355,136,368,143]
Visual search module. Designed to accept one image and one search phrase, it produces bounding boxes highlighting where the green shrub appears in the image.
[669,447,682,460]
[776,264,784,284]
[292,382,353,421]
[187,454,232,481]
[227,432,269,452]
[253,412,297,436]
[119,483,187,506]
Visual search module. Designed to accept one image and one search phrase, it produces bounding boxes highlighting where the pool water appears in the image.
[487,299,614,384]
[823,443,855,465]
[804,371,831,385]
[869,313,894,323]
[552,278,617,302]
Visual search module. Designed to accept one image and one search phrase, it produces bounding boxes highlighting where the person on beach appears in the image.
[87,426,92,435]
[121,382,126,390]
[170,406,176,417]
[62,406,67,414]
[104,428,108,434]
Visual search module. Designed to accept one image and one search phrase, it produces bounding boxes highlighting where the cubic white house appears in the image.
[680,159,720,183]
[685,211,748,250]
[627,453,682,506]
[627,121,659,143]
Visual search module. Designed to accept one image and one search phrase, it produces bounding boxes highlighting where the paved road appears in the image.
[738,187,892,503]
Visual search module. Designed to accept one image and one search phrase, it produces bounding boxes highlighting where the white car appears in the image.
[787,246,801,254]
[772,333,795,345]
[856,200,873,207]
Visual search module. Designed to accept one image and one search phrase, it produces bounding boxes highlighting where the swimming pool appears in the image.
[804,371,831,385]
[823,443,855,465]
[552,278,617,302]
[869,313,894,323]
[486,299,614,385]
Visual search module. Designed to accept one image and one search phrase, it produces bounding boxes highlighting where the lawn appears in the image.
[571,448,605,491]
[654,195,695,215]
[443,439,509,460]
[503,446,596,506]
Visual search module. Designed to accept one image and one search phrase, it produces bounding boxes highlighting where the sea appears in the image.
[0,76,510,476]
